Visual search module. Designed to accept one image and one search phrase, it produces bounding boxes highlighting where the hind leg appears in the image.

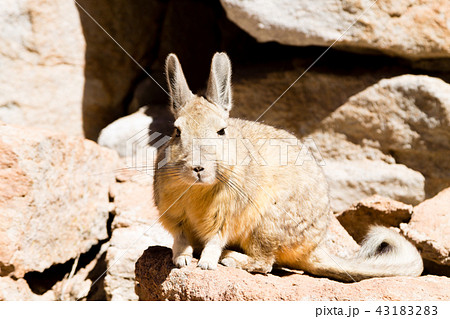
[220,250,274,274]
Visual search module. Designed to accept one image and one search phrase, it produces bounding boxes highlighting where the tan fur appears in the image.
[154,52,423,281]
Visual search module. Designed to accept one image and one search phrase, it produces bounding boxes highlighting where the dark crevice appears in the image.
[24,240,104,295]
[23,212,115,299]
[85,211,115,300]
[422,259,450,277]
[0,262,15,277]
[106,209,114,239]
[85,250,108,301]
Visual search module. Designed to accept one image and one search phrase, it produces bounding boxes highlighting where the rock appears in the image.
[0,0,167,139]
[220,0,450,60]
[322,215,359,259]
[323,160,424,212]
[0,0,85,136]
[97,105,174,176]
[324,75,450,155]
[135,246,450,301]
[305,131,425,211]
[105,224,172,301]
[98,107,153,158]
[49,243,110,301]
[0,122,119,277]
[13,240,112,301]
[0,277,54,301]
[307,74,450,211]
[230,59,404,137]
[104,170,173,301]
[336,195,413,243]
[401,188,450,268]
[321,75,450,198]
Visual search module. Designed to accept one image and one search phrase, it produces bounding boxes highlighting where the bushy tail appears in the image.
[304,226,423,282]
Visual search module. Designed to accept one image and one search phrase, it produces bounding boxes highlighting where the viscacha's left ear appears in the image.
[205,52,232,112]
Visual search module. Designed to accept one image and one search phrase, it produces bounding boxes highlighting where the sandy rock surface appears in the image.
[0,122,119,277]
[0,0,85,136]
[323,215,360,258]
[135,246,450,301]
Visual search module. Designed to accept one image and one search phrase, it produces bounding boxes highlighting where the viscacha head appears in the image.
[162,52,233,185]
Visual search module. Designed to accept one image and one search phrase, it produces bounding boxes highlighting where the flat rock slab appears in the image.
[220,0,450,60]
[135,246,450,301]
[336,195,413,243]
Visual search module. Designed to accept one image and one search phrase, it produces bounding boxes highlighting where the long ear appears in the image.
[206,52,232,112]
[165,53,193,113]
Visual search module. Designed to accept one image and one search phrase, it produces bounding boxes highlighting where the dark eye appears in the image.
[174,127,181,137]
[217,128,226,136]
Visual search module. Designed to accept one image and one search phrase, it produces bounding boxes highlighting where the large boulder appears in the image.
[220,0,450,59]
[0,0,85,136]
[0,0,166,139]
[0,122,119,277]
[321,75,450,199]
[323,159,424,212]
[135,246,450,301]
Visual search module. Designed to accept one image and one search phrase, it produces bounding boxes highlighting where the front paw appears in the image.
[197,257,218,270]
[173,254,192,268]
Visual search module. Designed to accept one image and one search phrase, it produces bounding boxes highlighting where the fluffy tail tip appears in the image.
[357,225,423,276]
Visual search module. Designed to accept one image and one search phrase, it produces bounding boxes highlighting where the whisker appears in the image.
[216,165,258,210]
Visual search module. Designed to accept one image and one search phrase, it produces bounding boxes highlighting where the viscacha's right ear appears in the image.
[165,53,193,114]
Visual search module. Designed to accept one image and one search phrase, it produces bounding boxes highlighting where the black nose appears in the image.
[193,166,204,173]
